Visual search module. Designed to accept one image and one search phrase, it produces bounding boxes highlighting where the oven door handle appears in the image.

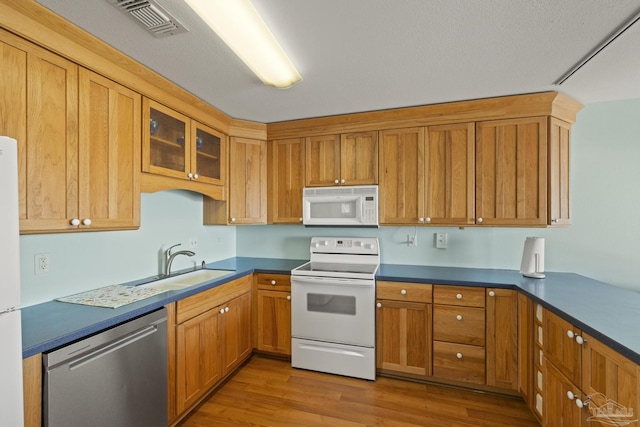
[291,276,374,287]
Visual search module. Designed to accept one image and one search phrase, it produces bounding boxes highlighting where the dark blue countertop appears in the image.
[22,258,640,367]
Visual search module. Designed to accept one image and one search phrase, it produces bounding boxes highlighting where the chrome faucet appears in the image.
[164,243,196,277]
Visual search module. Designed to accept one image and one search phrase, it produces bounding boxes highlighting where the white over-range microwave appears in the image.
[302,185,378,227]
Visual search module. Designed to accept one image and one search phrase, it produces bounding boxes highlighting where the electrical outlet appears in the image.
[189,238,198,249]
[407,234,417,247]
[435,233,448,249]
[35,253,50,275]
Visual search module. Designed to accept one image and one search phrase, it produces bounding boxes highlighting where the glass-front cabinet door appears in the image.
[143,98,191,179]
[191,121,226,186]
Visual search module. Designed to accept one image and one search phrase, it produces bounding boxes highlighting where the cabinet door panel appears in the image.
[376,299,431,377]
[192,121,226,186]
[78,68,140,230]
[486,288,518,390]
[433,305,485,346]
[433,341,485,384]
[305,135,340,186]
[549,118,571,226]
[544,309,582,386]
[341,131,378,185]
[425,123,475,224]
[269,138,304,223]
[379,128,425,225]
[476,117,547,225]
[257,290,291,355]
[544,359,585,427]
[221,292,252,376]
[229,137,267,224]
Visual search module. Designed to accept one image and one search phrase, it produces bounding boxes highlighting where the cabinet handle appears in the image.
[299,217,303,223]
[340,179,345,184]
[456,353,463,359]
[225,306,229,312]
[477,217,483,223]
[187,172,193,179]
[552,218,559,224]
[400,289,407,295]
[334,179,339,184]
[70,218,80,226]
[567,391,575,400]
[575,398,584,409]
[82,218,92,226]
[488,290,496,297]
[286,295,291,301]
[376,302,382,308]
[456,314,463,321]
[230,218,236,223]
[418,217,425,223]
[425,217,431,223]
[456,293,463,300]
[219,308,225,314]
[575,335,585,345]
[193,173,199,179]
[271,280,276,285]
[567,330,575,339]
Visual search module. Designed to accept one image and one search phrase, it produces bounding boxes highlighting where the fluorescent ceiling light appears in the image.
[184,0,302,88]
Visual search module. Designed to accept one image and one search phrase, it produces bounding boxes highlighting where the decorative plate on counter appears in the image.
[56,284,165,309]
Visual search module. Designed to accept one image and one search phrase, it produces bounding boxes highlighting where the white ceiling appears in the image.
[35,0,640,123]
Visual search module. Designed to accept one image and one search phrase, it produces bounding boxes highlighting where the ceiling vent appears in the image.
[108,0,188,38]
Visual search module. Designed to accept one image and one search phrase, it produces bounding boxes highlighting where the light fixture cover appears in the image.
[185,0,302,88]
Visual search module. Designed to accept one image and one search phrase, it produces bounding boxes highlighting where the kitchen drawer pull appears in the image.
[567,330,575,339]
[575,335,585,345]
[271,280,277,285]
[456,293,463,300]
[456,353,463,359]
[456,314,463,321]
[400,289,407,295]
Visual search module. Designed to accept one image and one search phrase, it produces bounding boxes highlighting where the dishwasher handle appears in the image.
[68,325,158,371]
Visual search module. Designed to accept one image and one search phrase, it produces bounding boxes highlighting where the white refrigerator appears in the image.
[0,136,25,426]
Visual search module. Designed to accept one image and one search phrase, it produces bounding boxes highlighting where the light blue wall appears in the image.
[19,190,236,307]
[237,98,640,292]
[19,98,640,307]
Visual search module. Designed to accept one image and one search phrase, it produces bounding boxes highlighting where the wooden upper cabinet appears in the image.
[268,138,305,224]
[305,131,378,187]
[228,137,267,224]
[425,123,475,225]
[379,127,425,225]
[340,132,378,185]
[476,117,547,226]
[0,33,79,233]
[548,118,571,226]
[78,68,141,230]
[191,121,226,186]
[380,124,474,226]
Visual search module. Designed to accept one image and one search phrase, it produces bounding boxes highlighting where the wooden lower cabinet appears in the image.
[172,275,252,420]
[23,353,42,427]
[376,281,432,378]
[486,288,518,390]
[255,273,292,356]
[433,341,486,384]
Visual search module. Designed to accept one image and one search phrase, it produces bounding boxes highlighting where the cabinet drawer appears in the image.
[255,273,291,291]
[176,275,252,324]
[433,286,485,307]
[376,281,432,303]
[433,341,485,384]
[433,305,485,346]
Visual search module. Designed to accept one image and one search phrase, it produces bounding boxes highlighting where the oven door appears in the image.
[291,275,375,347]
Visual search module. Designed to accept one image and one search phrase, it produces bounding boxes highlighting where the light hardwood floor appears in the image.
[179,356,540,427]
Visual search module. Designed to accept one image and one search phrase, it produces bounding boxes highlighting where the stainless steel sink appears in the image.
[136,269,234,292]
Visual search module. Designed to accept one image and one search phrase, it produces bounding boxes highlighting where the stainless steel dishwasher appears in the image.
[43,308,168,427]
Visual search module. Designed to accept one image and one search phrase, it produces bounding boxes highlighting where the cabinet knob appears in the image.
[477,217,483,223]
[70,218,80,226]
[299,217,303,223]
[334,179,339,184]
[286,295,291,301]
[219,308,225,314]
[400,289,407,295]
[456,293,463,300]
[567,391,575,400]
[376,302,382,308]
[425,217,431,223]
[575,335,585,345]
[187,172,193,179]
[340,179,345,184]
[552,218,559,224]
[456,353,463,359]
[418,217,425,223]
[456,314,463,321]
[225,306,229,312]
[230,218,236,223]
[567,330,575,339]
[82,218,92,226]
[271,280,276,285]
[575,398,584,409]
[489,290,496,297]
[193,173,199,179]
